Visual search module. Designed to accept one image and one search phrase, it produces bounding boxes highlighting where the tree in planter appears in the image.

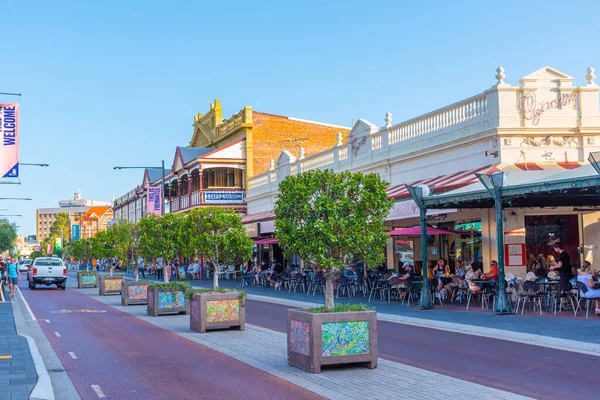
[182,207,253,289]
[127,223,143,282]
[71,238,93,270]
[275,169,393,310]
[139,214,184,283]
[92,232,112,274]
[0,218,17,254]
[105,224,132,277]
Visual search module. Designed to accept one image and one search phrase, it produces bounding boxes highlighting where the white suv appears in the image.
[28,257,67,290]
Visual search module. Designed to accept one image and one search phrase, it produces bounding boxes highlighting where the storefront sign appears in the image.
[260,220,276,234]
[504,229,525,244]
[204,191,244,204]
[0,103,19,178]
[522,91,575,125]
[245,223,259,238]
[147,186,162,215]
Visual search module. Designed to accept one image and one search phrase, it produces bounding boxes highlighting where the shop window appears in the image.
[525,215,580,267]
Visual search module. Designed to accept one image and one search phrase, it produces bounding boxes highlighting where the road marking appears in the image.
[0,355,12,359]
[54,332,61,337]
[68,352,77,359]
[44,319,50,323]
[51,309,106,314]
[91,384,106,398]
[16,287,36,321]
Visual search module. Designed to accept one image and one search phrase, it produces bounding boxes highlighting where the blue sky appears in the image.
[1,0,599,235]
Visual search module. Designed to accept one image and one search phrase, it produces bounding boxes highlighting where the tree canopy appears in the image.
[0,218,18,254]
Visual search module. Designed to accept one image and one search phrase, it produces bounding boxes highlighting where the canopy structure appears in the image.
[254,238,278,245]
[422,164,600,209]
[388,226,458,236]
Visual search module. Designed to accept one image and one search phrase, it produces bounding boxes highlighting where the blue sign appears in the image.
[72,224,80,241]
[204,191,244,204]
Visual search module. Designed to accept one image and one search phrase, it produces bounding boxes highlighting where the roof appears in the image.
[82,206,112,219]
[147,168,172,184]
[179,147,213,164]
[242,210,275,224]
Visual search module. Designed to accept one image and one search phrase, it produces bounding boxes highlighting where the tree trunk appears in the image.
[325,272,335,310]
[213,265,219,289]
[164,262,169,283]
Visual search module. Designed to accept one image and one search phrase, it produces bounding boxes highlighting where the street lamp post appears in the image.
[21,163,50,167]
[0,198,32,201]
[406,183,433,309]
[114,160,166,215]
[0,214,22,217]
[476,172,512,315]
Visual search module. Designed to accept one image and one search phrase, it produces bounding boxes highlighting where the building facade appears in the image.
[245,66,600,276]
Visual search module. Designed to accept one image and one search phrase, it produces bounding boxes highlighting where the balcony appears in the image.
[167,188,245,213]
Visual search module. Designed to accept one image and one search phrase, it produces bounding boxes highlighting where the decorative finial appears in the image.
[299,147,306,159]
[586,67,596,85]
[269,159,275,170]
[385,112,393,128]
[336,132,343,146]
[495,66,506,85]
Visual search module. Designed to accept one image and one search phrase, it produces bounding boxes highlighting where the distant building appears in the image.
[36,190,112,242]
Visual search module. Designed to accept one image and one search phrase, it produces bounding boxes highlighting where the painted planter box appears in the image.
[99,276,124,296]
[190,292,245,333]
[287,309,377,374]
[147,286,190,317]
[77,272,99,288]
[121,280,150,306]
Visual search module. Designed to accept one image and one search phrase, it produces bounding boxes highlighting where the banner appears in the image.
[55,237,62,251]
[46,244,53,255]
[147,186,162,215]
[72,224,80,241]
[0,103,19,178]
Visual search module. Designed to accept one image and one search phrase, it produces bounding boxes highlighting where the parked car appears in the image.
[28,257,67,290]
[18,258,32,272]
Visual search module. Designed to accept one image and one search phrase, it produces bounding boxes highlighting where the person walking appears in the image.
[156,258,164,281]
[6,257,20,299]
[138,257,146,279]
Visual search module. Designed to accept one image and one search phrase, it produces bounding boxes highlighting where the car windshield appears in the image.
[19,260,32,265]
[35,259,63,266]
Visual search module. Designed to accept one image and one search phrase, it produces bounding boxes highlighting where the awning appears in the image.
[388,226,459,236]
[242,210,275,224]
[254,238,278,245]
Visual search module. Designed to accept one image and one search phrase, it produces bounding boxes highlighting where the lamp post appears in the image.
[21,163,50,167]
[0,198,32,201]
[114,160,166,215]
[476,172,512,315]
[406,183,433,309]
[0,214,22,217]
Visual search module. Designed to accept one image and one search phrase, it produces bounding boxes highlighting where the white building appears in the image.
[245,66,600,276]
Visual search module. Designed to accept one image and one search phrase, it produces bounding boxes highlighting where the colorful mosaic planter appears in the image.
[77,272,98,288]
[287,309,377,374]
[190,292,245,333]
[99,275,124,296]
[147,287,190,317]
[121,280,150,306]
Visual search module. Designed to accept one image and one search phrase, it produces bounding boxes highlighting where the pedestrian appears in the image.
[156,258,164,280]
[138,257,146,279]
[6,257,20,299]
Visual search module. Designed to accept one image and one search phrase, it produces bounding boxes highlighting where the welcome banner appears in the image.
[0,103,19,178]
[147,186,162,215]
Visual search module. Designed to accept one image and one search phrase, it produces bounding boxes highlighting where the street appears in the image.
[19,279,322,400]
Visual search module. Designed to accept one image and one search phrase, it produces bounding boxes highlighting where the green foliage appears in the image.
[77,271,97,277]
[49,213,70,243]
[181,207,253,289]
[104,224,131,267]
[147,281,191,292]
[304,304,373,313]
[186,288,246,305]
[70,238,93,262]
[0,219,18,253]
[30,250,44,259]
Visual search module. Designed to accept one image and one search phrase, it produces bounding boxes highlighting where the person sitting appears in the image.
[577,261,600,315]
[397,263,415,289]
[241,261,254,285]
[433,259,450,297]
[482,260,499,282]
[465,266,483,293]
[267,260,283,288]
[444,259,467,299]
[534,254,548,278]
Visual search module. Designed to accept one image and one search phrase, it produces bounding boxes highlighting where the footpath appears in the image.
[120,272,600,356]
[70,276,530,400]
[0,288,37,400]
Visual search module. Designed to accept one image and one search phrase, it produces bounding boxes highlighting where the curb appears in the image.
[20,333,55,400]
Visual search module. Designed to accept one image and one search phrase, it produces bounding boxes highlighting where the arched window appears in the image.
[191,170,200,192]
[180,175,189,196]
[170,179,178,198]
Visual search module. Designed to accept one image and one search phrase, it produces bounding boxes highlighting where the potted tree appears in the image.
[275,169,392,373]
[140,214,190,316]
[121,223,150,305]
[97,228,125,296]
[73,238,99,288]
[182,207,253,333]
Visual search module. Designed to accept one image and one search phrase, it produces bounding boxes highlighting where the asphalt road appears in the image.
[19,281,323,400]
[245,299,599,400]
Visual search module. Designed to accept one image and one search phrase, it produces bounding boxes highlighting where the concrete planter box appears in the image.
[147,286,190,317]
[287,309,377,374]
[190,292,245,333]
[99,275,124,296]
[121,280,150,306]
[77,271,99,288]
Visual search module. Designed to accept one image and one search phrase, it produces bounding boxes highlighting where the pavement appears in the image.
[0,286,37,400]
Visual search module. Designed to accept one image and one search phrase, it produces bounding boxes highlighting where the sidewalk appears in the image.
[75,281,530,400]
[0,292,37,400]
[117,272,600,349]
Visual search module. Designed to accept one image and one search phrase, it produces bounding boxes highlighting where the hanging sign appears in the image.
[147,186,162,215]
[0,103,19,178]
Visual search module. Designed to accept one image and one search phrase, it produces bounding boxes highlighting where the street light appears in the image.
[113,160,166,215]
[0,197,31,201]
[406,183,433,309]
[476,171,512,315]
[0,214,22,217]
[21,163,50,167]
[588,151,600,175]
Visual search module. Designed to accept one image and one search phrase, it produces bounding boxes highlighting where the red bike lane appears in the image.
[20,282,323,400]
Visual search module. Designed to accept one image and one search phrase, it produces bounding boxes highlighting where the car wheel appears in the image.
[29,282,36,290]
[60,284,66,290]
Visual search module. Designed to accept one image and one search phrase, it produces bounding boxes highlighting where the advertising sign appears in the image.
[0,103,19,178]
[27,235,37,244]
[204,191,244,204]
[46,244,53,255]
[72,224,80,241]
[147,186,162,215]
[55,237,62,251]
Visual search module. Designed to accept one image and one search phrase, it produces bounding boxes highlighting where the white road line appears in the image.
[68,351,77,359]
[16,287,36,321]
[91,384,107,398]
[44,319,50,323]
[54,332,61,337]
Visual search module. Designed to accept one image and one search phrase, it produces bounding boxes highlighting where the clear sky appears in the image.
[1,0,599,235]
